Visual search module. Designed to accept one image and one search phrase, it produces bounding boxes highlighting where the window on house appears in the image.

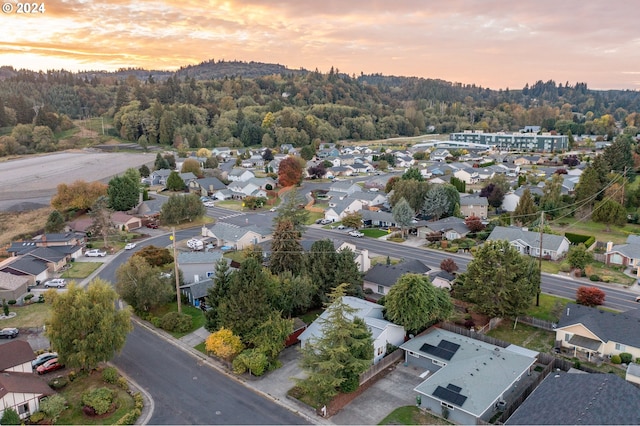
[564,333,573,342]
[377,285,384,294]
[377,347,384,356]
[615,343,626,351]
[18,403,29,415]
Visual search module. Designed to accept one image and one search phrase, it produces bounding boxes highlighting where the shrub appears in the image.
[160,311,192,333]
[589,274,600,282]
[151,316,161,328]
[576,286,605,307]
[117,376,129,390]
[40,394,67,423]
[29,411,45,423]
[24,293,34,301]
[611,354,622,364]
[559,262,571,273]
[115,408,141,425]
[1,407,20,425]
[635,358,640,364]
[102,366,119,384]
[67,370,77,382]
[340,374,360,393]
[232,349,268,376]
[48,376,68,390]
[133,392,143,410]
[81,387,115,415]
[7,299,16,305]
[620,352,633,364]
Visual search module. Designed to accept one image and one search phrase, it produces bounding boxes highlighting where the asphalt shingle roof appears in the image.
[557,303,640,349]
[506,372,640,425]
[363,260,431,287]
[487,226,568,252]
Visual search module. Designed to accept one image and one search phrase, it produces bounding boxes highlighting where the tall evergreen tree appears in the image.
[392,197,414,237]
[45,210,66,233]
[0,96,7,127]
[205,258,233,331]
[513,188,538,226]
[297,283,373,405]
[107,175,139,211]
[269,219,304,276]
[218,257,274,342]
[305,239,338,306]
[333,248,364,298]
[275,189,309,233]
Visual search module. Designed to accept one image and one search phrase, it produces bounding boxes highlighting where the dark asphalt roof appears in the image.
[363,259,431,287]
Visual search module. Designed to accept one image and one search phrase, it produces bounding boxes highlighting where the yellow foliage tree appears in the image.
[205,328,244,361]
[51,180,108,211]
[196,148,212,158]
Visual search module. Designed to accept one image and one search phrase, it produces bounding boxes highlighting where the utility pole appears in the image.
[536,211,544,307]
[171,227,182,314]
[622,166,627,207]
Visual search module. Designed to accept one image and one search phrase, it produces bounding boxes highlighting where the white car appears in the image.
[85,249,107,257]
[349,230,364,238]
[124,243,137,250]
[337,225,346,230]
[45,278,67,288]
[187,238,204,250]
[269,207,277,212]
[203,201,215,207]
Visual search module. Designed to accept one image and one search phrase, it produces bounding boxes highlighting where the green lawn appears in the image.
[362,229,389,238]
[379,406,452,425]
[486,320,555,352]
[61,262,102,279]
[549,219,640,245]
[216,200,244,211]
[149,302,206,338]
[56,370,135,425]
[194,341,208,355]
[525,293,572,322]
[0,302,50,328]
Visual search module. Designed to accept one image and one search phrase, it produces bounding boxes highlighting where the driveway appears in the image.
[331,363,422,425]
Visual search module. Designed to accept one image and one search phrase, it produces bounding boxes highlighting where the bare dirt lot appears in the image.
[0,150,155,211]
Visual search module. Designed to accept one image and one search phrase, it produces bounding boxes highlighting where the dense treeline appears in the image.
[0,60,639,155]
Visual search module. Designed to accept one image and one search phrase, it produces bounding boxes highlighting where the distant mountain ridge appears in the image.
[0,59,307,82]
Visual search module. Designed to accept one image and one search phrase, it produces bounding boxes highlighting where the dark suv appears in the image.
[0,327,19,339]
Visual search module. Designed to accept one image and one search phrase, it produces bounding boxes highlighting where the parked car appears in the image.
[146,222,159,229]
[187,238,204,250]
[635,295,640,302]
[32,352,58,369]
[348,230,364,238]
[337,224,346,230]
[44,278,67,288]
[0,327,19,339]
[320,219,333,225]
[203,201,215,207]
[37,358,63,375]
[269,207,277,212]
[85,249,107,257]
[124,243,137,250]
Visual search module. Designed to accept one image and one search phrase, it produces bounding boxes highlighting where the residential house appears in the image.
[317,147,340,158]
[487,226,570,260]
[188,177,227,197]
[605,237,640,277]
[352,191,387,208]
[0,255,53,285]
[111,212,142,231]
[280,143,295,154]
[328,166,354,177]
[430,149,451,162]
[350,162,374,174]
[361,209,397,228]
[0,340,51,421]
[418,217,470,241]
[298,296,405,364]
[555,303,640,360]
[211,147,232,160]
[501,186,544,212]
[512,157,531,166]
[177,251,223,284]
[506,371,640,425]
[454,168,480,185]
[363,259,431,298]
[324,198,363,222]
[227,169,255,182]
[202,223,271,250]
[428,270,456,291]
[0,271,30,301]
[340,154,356,166]
[329,181,362,196]
[248,154,265,168]
[144,169,172,186]
[395,153,415,168]
[459,195,489,219]
[400,328,536,425]
[336,241,371,273]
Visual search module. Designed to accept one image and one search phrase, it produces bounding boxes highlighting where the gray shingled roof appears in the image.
[607,242,640,260]
[177,251,223,264]
[28,247,66,263]
[506,372,640,425]
[487,226,568,252]
[459,195,488,206]
[363,260,431,287]
[557,303,640,349]
[424,217,470,235]
[1,256,48,275]
[194,177,227,191]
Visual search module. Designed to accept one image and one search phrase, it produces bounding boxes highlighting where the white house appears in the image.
[454,168,480,184]
[298,296,405,364]
[487,226,570,261]
[202,223,271,250]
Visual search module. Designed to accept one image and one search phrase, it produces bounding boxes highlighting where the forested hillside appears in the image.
[0,59,639,156]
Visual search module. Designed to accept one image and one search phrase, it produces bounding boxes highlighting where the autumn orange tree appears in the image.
[51,180,107,211]
[277,156,305,187]
[576,286,605,307]
[205,328,244,361]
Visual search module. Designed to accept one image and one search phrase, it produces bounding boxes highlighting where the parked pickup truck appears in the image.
[85,249,107,257]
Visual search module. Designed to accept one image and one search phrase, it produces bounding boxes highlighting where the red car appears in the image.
[146,222,159,229]
[36,358,63,375]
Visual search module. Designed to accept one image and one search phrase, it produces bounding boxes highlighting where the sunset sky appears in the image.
[1,0,639,90]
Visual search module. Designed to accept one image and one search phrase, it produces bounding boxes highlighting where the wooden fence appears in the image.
[515,316,556,331]
[359,349,403,385]
[439,322,510,348]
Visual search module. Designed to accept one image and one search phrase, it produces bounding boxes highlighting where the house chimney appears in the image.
[606,241,613,252]
[567,307,570,316]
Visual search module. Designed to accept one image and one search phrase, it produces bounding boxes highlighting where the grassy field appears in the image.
[0,207,52,250]
[216,200,244,210]
[379,406,452,425]
[61,262,102,279]
[56,370,135,425]
[486,320,556,352]
[1,302,50,328]
[362,229,389,238]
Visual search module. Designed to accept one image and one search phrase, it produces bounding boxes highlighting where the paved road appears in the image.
[113,323,306,425]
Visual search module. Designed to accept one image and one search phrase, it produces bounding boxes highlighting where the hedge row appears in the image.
[565,232,595,248]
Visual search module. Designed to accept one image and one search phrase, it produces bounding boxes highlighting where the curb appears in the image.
[107,362,155,426]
